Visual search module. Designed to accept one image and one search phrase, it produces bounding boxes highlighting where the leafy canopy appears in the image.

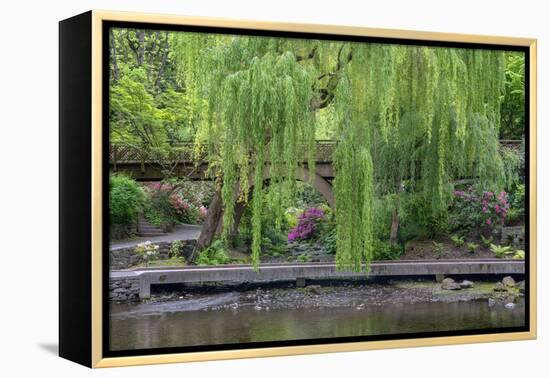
[110,29,522,272]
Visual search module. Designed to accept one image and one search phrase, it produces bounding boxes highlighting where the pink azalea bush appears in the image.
[142,182,207,226]
[288,207,325,241]
[450,186,510,232]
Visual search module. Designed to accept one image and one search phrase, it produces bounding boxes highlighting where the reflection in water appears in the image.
[110,297,525,351]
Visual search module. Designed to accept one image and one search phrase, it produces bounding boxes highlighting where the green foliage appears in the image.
[501,147,522,191]
[480,234,494,248]
[432,241,444,259]
[398,192,435,240]
[490,243,514,258]
[513,250,525,260]
[297,253,312,263]
[261,233,287,257]
[373,240,403,260]
[507,183,525,225]
[319,227,337,254]
[196,240,231,265]
[109,174,145,225]
[294,182,327,208]
[169,240,184,258]
[467,242,479,253]
[195,41,317,269]
[109,29,202,177]
[333,73,375,272]
[110,29,522,272]
[144,187,176,230]
[450,234,465,248]
[500,52,525,139]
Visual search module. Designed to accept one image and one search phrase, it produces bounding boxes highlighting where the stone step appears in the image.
[138,222,157,227]
[139,225,163,231]
[137,215,166,236]
[137,232,166,237]
[138,228,165,233]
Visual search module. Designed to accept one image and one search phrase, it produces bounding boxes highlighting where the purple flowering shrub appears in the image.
[450,186,510,232]
[288,207,325,241]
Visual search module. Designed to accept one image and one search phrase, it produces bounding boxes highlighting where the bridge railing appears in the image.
[109,139,522,166]
[109,140,339,165]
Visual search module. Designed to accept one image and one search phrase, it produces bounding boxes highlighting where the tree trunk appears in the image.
[109,29,119,82]
[231,202,247,238]
[213,201,247,236]
[146,31,159,82]
[155,32,170,93]
[189,189,224,263]
[137,30,145,66]
[390,194,400,245]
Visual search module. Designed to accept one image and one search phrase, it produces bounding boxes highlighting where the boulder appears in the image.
[441,278,461,290]
[516,280,525,293]
[502,276,516,288]
[505,295,517,304]
[459,280,474,289]
[494,282,507,292]
[307,285,322,295]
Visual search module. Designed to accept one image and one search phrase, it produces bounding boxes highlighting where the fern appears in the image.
[490,243,514,258]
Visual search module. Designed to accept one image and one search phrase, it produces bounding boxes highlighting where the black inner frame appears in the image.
[102,20,531,358]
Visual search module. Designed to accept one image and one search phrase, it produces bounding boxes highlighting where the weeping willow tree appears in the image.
[172,33,508,271]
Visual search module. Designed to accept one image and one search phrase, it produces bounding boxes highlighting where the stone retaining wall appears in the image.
[110,239,197,270]
[500,226,525,247]
[110,224,137,240]
[110,276,140,302]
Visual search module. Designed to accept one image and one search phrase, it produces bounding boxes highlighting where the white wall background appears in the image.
[0,0,547,376]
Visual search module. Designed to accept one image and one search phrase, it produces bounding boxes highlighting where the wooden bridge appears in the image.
[110,140,339,206]
[109,139,521,208]
[109,140,337,181]
[110,259,525,299]
[109,140,521,180]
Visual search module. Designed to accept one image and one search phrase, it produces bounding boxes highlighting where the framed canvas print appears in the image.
[59,10,537,368]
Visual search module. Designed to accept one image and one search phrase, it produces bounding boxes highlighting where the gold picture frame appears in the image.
[59,10,537,368]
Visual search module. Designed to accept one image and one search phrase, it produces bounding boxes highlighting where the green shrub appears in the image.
[490,244,514,258]
[109,174,145,225]
[450,234,465,247]
[144,187,177,231]
[480,234,493,247]
[432,241,444,258]
[513,250,525,260]
[196,240,231,265]
[506,183,525,225]
[399,192,448,240]
[319,227,337,254]
[169,240,184,258]
[373,240,403,260]
[295,181,326,207]
[467,242,479,253]
[260,236,286,256]
[297,253,312,262]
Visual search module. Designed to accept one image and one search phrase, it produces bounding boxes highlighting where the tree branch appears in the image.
[296,46,318,62]
[310,44,354,110]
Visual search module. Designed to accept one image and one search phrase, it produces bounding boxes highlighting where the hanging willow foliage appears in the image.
[192,37,317,269]
[185,34,507,271]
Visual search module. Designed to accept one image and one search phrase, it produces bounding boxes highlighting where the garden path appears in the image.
[110,224,202,250]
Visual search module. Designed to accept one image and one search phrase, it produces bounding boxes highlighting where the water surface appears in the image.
[110,293,524,351]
